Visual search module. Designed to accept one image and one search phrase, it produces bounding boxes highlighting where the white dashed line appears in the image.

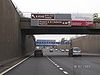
[0,57,30,75]
[47,57,68,75]
[63,71,68,74]
[59,68,63,70]
[52,62,56,64]
[54,64,57,66]
[57,65,60,68]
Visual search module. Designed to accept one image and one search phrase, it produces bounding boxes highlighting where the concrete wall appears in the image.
[0,0,36,64]
[0,0,21,62]
[56,44,70,50]
[95,23,100,29]
[20,18,31,29]
[72,35,100,54]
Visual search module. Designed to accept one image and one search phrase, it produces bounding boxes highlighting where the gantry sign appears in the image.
[31,13,71,27]
[31,13,95,27]
[21,13,100,34]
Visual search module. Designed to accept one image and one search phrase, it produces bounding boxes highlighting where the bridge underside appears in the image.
[21,26,100,35]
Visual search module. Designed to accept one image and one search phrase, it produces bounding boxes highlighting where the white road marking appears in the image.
[47,57,55,64]
[0,57,30,75]
[57,65,60,68]
[63,71,68,74]
[59,68,63,70]
[52,62,56,64]
[47,57,69,75]
[54,64,57,66]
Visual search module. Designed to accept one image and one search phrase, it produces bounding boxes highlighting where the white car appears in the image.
[49,49,53,52]
[55,49,58,51]
[65,49,69,52]
[61,49,64,52]
[69,47,81,56]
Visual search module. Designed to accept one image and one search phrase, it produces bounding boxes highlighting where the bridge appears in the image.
[36,40,70,46]
[21,17,100,35]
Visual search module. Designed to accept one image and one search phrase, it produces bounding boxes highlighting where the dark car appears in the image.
[34,50,43,57]
[49,49,53,52]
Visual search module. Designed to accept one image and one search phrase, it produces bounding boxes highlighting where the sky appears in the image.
[12,0,100,13]
[11,0,98,41]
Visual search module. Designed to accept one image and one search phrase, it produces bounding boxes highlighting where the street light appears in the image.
[70,37,74,49]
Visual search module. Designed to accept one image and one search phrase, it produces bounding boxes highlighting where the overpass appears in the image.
[36,40,70,46]
[21,18,100,35]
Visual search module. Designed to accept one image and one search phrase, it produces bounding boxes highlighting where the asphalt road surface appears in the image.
[3,56,100,75]
[3,49,100,75]
[50,56,100,75]
[4,57,64,75]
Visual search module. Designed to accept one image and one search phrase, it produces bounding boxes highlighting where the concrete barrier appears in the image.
[0,0,21,62]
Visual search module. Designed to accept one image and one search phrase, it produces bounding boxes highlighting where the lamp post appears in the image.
[70,37,73,49]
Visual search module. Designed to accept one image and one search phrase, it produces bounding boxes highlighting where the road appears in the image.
[50,56,100,75]
[2,50,100,75]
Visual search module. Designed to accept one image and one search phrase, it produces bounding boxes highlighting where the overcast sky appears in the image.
[11,0,98,41]
[12,0,100,13]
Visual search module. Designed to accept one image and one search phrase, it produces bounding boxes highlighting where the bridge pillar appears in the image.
[21,33,26,55]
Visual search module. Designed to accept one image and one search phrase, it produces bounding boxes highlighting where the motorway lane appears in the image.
[50,56,100,75]
[43,48,68,56]
[4,57,64,75]
[2,48,100,75]
[50,57,74,75]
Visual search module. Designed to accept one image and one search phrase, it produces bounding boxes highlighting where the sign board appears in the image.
[71,13,93,21]
[31,19,71,26]
[31,14,54,19]
[39,20,70,25]
[31,13,71,20]
[31,13,71,26]
[31,13,95,27]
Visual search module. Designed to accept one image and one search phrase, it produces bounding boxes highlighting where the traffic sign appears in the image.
[39,20,71,26]
[31,13,71,20]
[31,14,54,19]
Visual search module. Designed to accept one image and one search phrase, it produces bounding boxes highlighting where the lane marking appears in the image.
[47,57,55,64]
[57,65,60,68]
[0,57,30,75]
[47,57,68,75]
[63,71,68,74]
[54,64,57,66]
[59,68,63,70]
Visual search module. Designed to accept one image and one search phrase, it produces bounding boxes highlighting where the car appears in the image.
[55,49,58,51]
[61,49,65,52]
[69,47,81,57]
[49,49,53,52]
[65,49,69,52]
[34,50,43,57]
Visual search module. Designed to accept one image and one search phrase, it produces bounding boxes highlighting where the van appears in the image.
[34,50,43,57]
